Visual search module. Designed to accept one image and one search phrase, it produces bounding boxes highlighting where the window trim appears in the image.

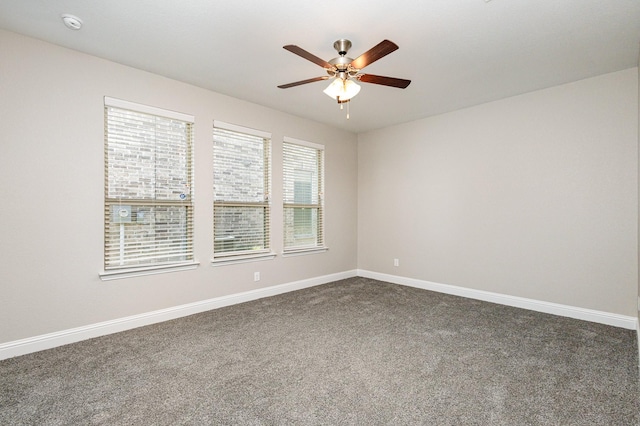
[211,252,276,266]
[213,120,270,139]
[282,136,326,255]
[99,261,200,281]
[101,97,196,279]
[105,97,194,123]
[281,247,328,257]
[283,136,324,151]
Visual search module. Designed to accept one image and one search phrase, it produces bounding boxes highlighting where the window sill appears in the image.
[211,252,277,266]
[282,247,329,257]
[99,261,200,281]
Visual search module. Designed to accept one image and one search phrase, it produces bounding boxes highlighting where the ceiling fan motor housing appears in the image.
[333,39,352,56]
[329,40,355,77]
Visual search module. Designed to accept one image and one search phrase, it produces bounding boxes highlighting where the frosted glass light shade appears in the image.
[323,78,361,101]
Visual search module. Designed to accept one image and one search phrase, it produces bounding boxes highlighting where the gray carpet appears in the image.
[1,277,638,425]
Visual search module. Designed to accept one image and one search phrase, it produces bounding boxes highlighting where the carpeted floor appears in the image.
[1,277,638,425]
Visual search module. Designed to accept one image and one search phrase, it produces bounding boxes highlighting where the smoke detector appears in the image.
[61,14,83,30]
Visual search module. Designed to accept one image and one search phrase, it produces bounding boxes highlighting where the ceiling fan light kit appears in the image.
[278,39,411,119]
[323,78,361,102]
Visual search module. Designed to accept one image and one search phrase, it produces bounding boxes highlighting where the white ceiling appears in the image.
[1,0,639,133]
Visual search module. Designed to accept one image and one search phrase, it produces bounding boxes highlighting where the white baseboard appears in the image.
[2,269,635,361]
[0,270,357,361]
[358,269,638,330]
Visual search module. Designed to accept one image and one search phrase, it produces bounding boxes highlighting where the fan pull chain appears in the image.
[338,100,350,119]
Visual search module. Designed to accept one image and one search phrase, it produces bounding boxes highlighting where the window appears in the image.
[102,98,196,279]
[283,137,325,253]
[213,121,273,262]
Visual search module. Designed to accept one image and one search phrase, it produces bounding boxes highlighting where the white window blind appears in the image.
[103,97,194,271]
[213,122,272,258]
[283,137,324,252]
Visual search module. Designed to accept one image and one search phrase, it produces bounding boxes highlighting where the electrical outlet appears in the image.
[393,258,399,267]
[254,272,260,282]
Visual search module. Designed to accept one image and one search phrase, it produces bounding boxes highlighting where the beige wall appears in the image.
[0,30,358,343]
[1,28,638,347]
[358,69,639,316]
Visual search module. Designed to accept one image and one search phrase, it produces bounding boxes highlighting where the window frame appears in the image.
[212,121,275,265]
[100,97,198,280]
[282,136,327,256]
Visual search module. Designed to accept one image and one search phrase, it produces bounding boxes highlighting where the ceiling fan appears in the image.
[278,39,411,118]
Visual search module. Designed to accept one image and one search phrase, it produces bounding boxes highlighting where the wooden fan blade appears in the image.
[350,40,399,70]
[358,74,411,88]
[278,76,330,89]
[283,45,332,68]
